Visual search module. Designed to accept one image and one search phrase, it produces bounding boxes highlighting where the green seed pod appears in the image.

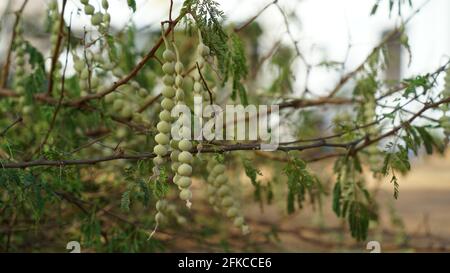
[226,207,238,218]
[157,121,171,134]
[121,105,133,118]
[102,0,109,9]
[179,189,192,201]
[193,82,203,93]
[178,151,193,164]
[156,200,167,211]
[167,140,177,151]
[49,0,58,9]
[163,75,175,86]
[155,212,166,223]
[178,163,192,176]
[155,133,169,145]
[159,110,172,122]
[161,98,175,110]
[170,150,180,161]
[154,144,168,156]
[103,13,111,24]
[214,174,227,186]
[163,50,176,62]
[91,12,103,26]
[84,4,95,15]
[212,164,226,175]
[218,185,230,197]
[162,62,175,74]
[15,67,24,77]
[132,113,142,123]
[175,62,184,74]
[171,162,181,172]
[177,177,192,188]
[233,216,245,227]
[112,99,124,111]
[178,139,192,151]
[175,89,185,101]
[221,196,234,207]
[197,44,210,56]
[138,88,147,97]
[162,86,175,98]
[16,57,25,66]
[175,75,183,87]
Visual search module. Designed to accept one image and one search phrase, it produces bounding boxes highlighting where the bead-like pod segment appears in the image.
[153,144,168,156]
[157,121,171,134]
[179,189,192,201]
[161,98,175,110]
[163,50,176,62]
[177,177,192,188]
[163,75,175,86]
[178,139,192,151]
[221,196,234,207]
[162,86,175,98]
[178,151,193,164]
[178,163,192,176]
[162,62,175,74]
[159,110,172,122]
[155,133,169,145]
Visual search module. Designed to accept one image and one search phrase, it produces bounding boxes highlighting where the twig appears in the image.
[234,0,277,32]
[196,61,213,104]
[0,116,23,137]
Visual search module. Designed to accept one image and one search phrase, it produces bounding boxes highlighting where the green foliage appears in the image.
[332,156,376,241]
[183,0,250,105]
[183,0,228,72]
[283,157,323,214]
[370,0,413,16]
[18,41,46,95]
[226,33,249,105]
[127,0,137,12]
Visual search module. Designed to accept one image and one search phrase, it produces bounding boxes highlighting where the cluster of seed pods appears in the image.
[13,22,32,116]
[79,0,111,33]
[155,199,187,227]
[206,158,250,235]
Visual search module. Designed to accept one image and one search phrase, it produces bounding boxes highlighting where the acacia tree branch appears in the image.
[3,93,449,169]
[46,0,68,97]
[0,0,29,88]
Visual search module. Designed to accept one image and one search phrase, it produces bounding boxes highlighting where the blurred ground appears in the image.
[167,151,450,253]
[244,152,450,252]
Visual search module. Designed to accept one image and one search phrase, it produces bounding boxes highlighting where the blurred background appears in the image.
[1,0,449,252]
